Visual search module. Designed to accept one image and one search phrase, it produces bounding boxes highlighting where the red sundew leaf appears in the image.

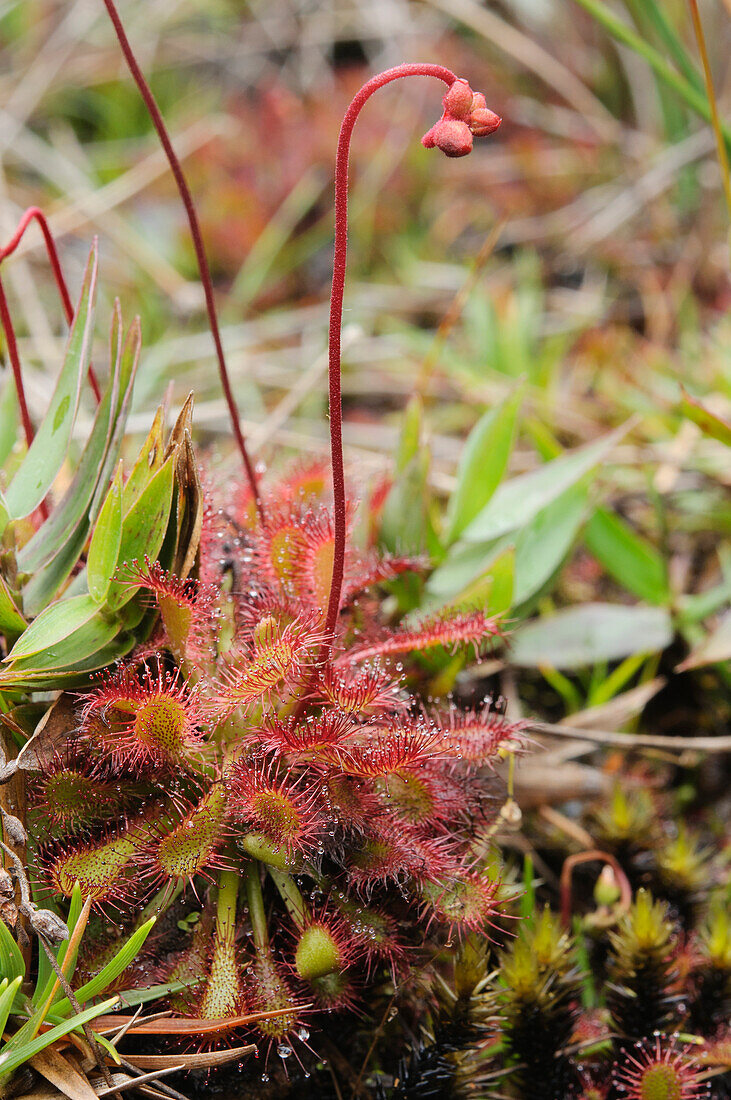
[316,662,406,715]
[333,895,407,978]
[324,772,383,831]
[41,821,146,906]
[244,949,300,1042]
[322,723,445,777]
[120,557,219,662]
[144,784,231,886]
[335,609,503,666]
[274,458,330,505]
[420,871,504,937]
[429,704,528,768]
[378,765,468,827]
[212,613,328,719]
[80,657,204,772]
[253,711,358,755]
[613,1034,707,1100]
[238,501,342,607]
[340,552,425,604]
[225,757,324,853]
[346,823,460,892]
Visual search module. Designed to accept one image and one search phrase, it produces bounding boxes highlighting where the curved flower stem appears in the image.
[323,64,458,654]
[101,0,263,522]
[0,207,101,404]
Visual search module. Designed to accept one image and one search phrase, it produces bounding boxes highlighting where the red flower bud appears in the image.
[443,78,473,120]
[470,107,502,137]
[421,118,473,158]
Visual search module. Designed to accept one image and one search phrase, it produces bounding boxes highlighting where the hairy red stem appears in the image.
[101,0,263,520]
[0,207,101,403]
[322,64,457,653]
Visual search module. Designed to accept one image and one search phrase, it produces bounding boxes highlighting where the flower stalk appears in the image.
[323,64,501,652]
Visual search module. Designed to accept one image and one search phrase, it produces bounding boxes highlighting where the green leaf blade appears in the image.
[5,244,98,519]
[585,507,669,605]
[105,453,176,610]
[511,603,673,669]
[87,464,123,604]
[462,422,629,544]
[446,389,522,544]
[4,594,99,661]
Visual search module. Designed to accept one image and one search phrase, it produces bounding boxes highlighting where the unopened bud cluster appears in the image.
[422,78,501,158]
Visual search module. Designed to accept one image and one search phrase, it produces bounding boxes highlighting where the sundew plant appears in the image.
[1,4,729,1100]
[0,1,522,1091]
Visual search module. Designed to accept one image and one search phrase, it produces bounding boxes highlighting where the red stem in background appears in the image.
[322,64,457,653]
[0,207,102,404]
[560,849,632,929]
[0,273,34,447]
[101,0,263,522]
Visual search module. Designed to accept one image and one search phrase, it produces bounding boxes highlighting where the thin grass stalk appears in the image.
[573,0,731,154]
[628,0,704,92]
[687,0,731,226]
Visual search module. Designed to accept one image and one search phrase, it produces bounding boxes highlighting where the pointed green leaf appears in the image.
[54,917,156,1014]
[0,577,27,636]
[105,454,176,610]
[451,546,515,617]
[0,996,119,1079]
[19,316,141,615]
[585,507,669,605]
[380,450,431,556]
[396,396,423,474]
[427,482,589,609]
[0,917,24,983]
[462,423,629,543]
[426,540,495,601]
[3,607,121,674]
[679,387,731,447]
[0,978,23,1037]
[5,244,98,518]
[0,376,18,469]
[18,301,124,575]
[0,630,135,692]
[512,481,590,607]
[122,405,165,513]
[87,464,123,604]
[446,388,522,543]
[33,884,80,1010]
[111,979,189,1008]
[4,594,99,661]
